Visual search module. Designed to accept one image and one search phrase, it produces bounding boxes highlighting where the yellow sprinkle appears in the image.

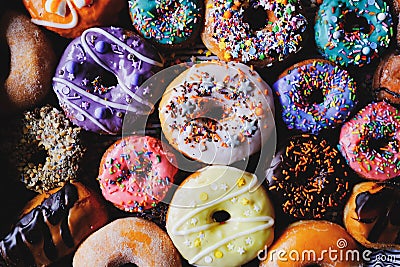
[245,40,252,46]
[206,50,212,57]
[214,250,223,258]
[200,192,208,201]
[219,41,226,49]
[194,238,201,247]
[237,177,246,187]
[241,198,250,205]
[224,51,232,60]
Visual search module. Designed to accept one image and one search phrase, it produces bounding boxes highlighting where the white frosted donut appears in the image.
[166,166,275,266]
[159,61,274,165]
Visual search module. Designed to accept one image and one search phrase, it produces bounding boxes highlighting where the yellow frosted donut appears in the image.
[166,166,275,266]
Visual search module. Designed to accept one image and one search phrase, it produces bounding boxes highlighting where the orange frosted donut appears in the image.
[73,217,181,267]
[23,0,125,38]
[260,220,362,267]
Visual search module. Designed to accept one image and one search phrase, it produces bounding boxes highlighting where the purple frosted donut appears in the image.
[52,26,164,135]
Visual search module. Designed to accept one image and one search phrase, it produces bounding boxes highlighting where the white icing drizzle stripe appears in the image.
[81,27,164,67]
[31,0,78,29]
[58,93,115,134]
[53,77,146,114]
[189,219,274,264]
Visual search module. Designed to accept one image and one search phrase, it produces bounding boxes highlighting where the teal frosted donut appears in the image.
[128,0,203,47]
[315,0,394,67]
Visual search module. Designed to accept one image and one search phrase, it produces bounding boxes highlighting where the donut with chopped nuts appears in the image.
[14,105,85,193]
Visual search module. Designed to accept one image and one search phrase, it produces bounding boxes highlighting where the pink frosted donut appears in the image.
[339,102,400,181]
[97,135,177,212]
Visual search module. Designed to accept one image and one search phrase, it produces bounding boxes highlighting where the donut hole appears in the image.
[306,89,325,105]
[303,264,322,267]
[212,210,231,223]
[243,6,269,31]
[91,71,118,91]
[29,148,48,166]
[343,12,371,34]
[0,41,10,82]
[119,264,138,267]
[364,136,396,154]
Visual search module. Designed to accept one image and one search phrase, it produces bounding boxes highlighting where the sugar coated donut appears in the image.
[166,166,275,266]
[343,182,400,249]
[266,134,350,220]
[0,182,108,267]
[339,102,400,181]
[273,59,357,134]
[201,0,308,66]
[373,51,400,105]
[98,135,177,213]
[0,10,56,111]
[14,105,84,193]
[73,217,181,267]
[159,61,275,165]
[53,26,164,135]
[23,0,125,38]
[315,0,393,67]
[129,0,203,48]
[260,220,362,267]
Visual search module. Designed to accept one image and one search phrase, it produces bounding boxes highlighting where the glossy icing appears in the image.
[159,61,275,165]
[166,166,275,266]
[315,0,393,67]
[339,102,400,180]
[273,59,357,134]
[129,0,203,46]
[202,0,307,65]
[98,136,177,212]
[53,27,164,134]
[373,52,400,105]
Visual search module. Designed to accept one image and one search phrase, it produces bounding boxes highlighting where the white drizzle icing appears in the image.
[31,0,78,29]
[170,173,274,265]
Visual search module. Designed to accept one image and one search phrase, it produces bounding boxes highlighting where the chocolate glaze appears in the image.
[0,183,78,266]
[373,87,400,98]
[355,185,400,243]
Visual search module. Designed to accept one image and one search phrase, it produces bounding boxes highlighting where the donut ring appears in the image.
[159,61,275,165]
[315,0,394,67]
[201,0,308,66]
[260,220,362,267]
[339,102,400,181]
[167,166,275,266]
[23,0,125,38]
[73,217,181,267]
[0,11,56,111]
[272,59,357,134]
[14,105,85,193]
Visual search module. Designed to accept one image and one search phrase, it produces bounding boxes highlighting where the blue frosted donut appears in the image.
[272,59,357,134]
[315,0,394,67]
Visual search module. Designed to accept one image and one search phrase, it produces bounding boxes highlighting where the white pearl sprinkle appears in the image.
[204,256,213,263]
[377,13,386,21]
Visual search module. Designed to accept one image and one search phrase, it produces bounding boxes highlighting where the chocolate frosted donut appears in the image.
[53,27,164,135]
[373,51,400,105]
[266,134,351,220]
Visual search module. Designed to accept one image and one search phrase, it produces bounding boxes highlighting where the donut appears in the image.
[159,61,275,165]
[315,0,394,67]
[128,0,204,48]
[272,59,357,134]
[0,182,108,267]
[97,135,177,213]
[13,105,85,193]
[0,10,56,111]
[372,51,400,105]
[201,0,308,66]
[52,26,164,135]
[166,166,275,266]
[364,249,400,266]
[260,220,362,267]
[343,181,400,249]
[73,217,181,267]
[339,101,400,181]
[266,134,350,220]
[22,0,125,38]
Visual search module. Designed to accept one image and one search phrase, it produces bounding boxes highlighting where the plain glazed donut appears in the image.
[0,182,108,267]
[315,0,394,67]
[52,26,164,135]
[72,217,181,267]
[166,166,275,266]
[339,102,400,181]
[201,0,308,66]
[23,0,125,38]
[0,10,56,111]
[260,220,362,267]
[159,61,275,165]
[272,59,357,134]
[343,182,400,249]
